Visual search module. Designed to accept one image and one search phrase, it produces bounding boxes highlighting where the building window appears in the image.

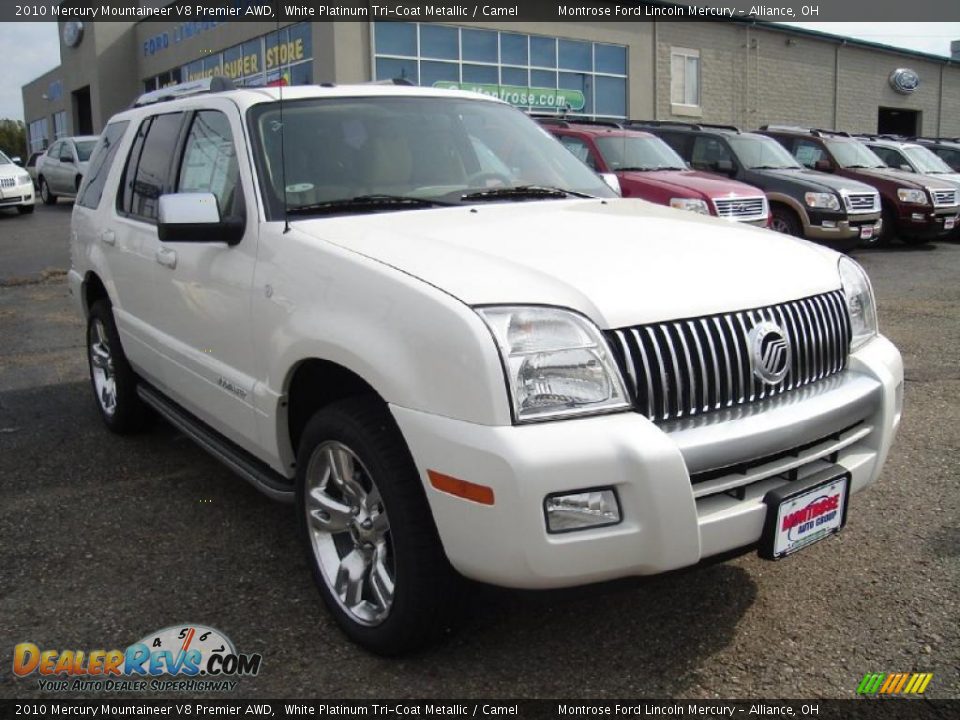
[28,118,49,153]
[372,23,628,119]
[670,47,700,108]
[143,23,313,92]
[53,111,67,140]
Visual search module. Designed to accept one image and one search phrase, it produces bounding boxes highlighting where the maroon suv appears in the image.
[539,118,770,228]
[760,127,959,245]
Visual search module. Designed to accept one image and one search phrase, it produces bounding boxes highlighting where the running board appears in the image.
[137,384,295,503]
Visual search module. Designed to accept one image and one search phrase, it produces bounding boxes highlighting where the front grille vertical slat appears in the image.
[608,291,850,423]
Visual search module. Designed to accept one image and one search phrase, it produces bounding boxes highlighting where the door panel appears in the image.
[146,106,259,449]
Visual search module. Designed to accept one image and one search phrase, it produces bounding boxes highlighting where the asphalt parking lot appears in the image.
[1,202,958,700]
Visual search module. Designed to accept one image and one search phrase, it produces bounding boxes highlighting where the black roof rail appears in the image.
[627,119,741,133]
[531,114,624,130]
[760,124,814,133]
[812,127,851,137]
[132,76,236,108]
[364,78,414,86]
[915,136,960,143]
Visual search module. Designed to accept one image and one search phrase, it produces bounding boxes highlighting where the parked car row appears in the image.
[0,149,35,214]
[538,117,959,250]
[1,135,100,216]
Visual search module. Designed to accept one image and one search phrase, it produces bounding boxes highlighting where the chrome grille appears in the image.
[0,177,15,188]
[931,188,958,208]
[608,291,851,422]
[713,196,767,222]
[844,192,878,213]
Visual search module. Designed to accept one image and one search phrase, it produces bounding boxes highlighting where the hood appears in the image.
[923,172,960,188]
[844,166,955,189]
[618,169,764,200]
[0,164,29,181]
[762,168,877,194]
[291,199,841,329]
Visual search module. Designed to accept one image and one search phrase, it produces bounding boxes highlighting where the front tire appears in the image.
[39,177,56,205]
[770,206,802,237]
[295,397,459,655]
[86,299,149,434]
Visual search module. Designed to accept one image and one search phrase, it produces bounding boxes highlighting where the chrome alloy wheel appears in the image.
[304,441,395,626]
[89,319,117,417]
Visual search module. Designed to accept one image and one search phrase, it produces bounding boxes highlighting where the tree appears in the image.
[0,119,27,160]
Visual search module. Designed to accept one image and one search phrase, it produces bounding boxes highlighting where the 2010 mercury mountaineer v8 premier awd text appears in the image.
[68,79,903,654]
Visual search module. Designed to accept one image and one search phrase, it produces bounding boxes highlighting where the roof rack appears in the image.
[132,76,237,108]
[364,78,414,86]
[626,119,741,133]
[811,128,851,138]
[530,114,624,129]
[758,125,851,138]
[915,136,960,143]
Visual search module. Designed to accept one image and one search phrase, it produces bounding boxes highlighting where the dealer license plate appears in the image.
[860,226,873,240]
[759,467,850,560]
[945,217,956,230]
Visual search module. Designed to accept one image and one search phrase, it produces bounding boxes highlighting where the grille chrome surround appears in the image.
[608,290,851,422]
[0,177,16,189]
[843,192,879,214]
[712,196,767,222]
[930,188,958,208]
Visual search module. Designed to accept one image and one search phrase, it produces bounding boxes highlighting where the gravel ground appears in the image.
[0,204,957,700]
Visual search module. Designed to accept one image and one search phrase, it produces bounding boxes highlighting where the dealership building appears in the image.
[21,14,960,154]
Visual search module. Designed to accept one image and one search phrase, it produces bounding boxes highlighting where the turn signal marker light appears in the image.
[427,471,495,506]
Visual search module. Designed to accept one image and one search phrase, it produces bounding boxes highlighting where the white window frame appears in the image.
[670,47,701,116]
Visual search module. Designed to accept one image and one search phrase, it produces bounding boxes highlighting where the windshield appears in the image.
[248,96,615,218]
[595,135,687,171]
[825,139,887,169]
[904,145,954,174]
[0,151,10,165]
[75,141,97,162]
[726,136,801,169]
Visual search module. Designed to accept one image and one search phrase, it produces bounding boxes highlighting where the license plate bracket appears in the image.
[860,226,873,240]
[759,466,851,560]
[945,217,956,230]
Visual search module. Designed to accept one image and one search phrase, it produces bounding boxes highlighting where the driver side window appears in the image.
[177,111,244,221]
[691,137,732,171]
[559,136,598,171]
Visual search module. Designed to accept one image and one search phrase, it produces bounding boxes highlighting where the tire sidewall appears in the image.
[86,300,145,433]
[771,207,801,237]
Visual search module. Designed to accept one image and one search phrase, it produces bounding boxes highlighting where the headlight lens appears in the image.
[18,174,32,186]
[804,192,841,210]
[838,257,878,352]
[897,188,928,204]
[670,197,710,214]
[477,306,630,423]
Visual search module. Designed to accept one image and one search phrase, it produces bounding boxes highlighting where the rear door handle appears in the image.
[100,230,116,246]
[155,247,177,269]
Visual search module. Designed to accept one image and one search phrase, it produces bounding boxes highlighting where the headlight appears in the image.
[804,192,841,211]
[669,197,710,214]
[18,174,32,186]
[477,306,630,423]
[838,257,878,352]
[897,188,928,204]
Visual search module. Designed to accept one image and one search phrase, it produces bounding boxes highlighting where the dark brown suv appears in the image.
[759,127,959,246]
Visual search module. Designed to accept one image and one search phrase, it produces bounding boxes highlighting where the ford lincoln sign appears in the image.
[889,68,920,94]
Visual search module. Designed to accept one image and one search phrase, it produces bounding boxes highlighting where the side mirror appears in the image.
[11,156,23,167]
[714,159,735,175]
[899,164,914,172]
[599,172,622,196]
[814,159,833,172]
[158,193,244,245]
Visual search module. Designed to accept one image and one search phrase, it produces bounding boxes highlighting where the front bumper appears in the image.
[393,335,902,589]
[805,211,881,242]
[0,182,35,207]
[896,207,958,239]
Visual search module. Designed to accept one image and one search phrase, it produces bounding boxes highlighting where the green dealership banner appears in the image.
[432,81,586,112]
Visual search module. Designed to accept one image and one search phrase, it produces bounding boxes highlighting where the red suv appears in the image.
[539,118,770,228]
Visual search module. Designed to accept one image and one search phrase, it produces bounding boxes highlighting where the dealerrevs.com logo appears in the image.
[13,625,262,693]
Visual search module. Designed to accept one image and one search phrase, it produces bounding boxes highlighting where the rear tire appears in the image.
[877,205,896,246]
[39,177,56,205]
[770,206,802,237]
[86,299,150,434]
[295,397,460,655]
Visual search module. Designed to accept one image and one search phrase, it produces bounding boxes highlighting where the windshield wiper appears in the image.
[461,185,592,201]
[751,165,793,170]
[619,165,686,172]
[285,194,451,216]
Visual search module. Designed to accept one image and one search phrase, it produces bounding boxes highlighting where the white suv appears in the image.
[68,80,903,654]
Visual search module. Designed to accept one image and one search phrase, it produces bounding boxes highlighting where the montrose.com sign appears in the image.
[433,81,586,111]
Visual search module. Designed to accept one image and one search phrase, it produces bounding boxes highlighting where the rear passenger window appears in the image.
[119,112,184,222]
[177,111,244,221]
[77,121,129,210]
[558,136,598,170]
[657,132,692,159]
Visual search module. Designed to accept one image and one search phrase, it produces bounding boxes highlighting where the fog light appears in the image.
[544,488,621,533]
[822,220,837,229]
[911,213,925,222]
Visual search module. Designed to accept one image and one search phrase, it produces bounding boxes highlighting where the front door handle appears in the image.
[155,247,177,269]
[100,230,116,246]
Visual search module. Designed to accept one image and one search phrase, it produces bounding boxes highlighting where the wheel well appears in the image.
[286,359,382,456]
[83,273,109,316]
[75,175,82,191]
[769,201,802,226]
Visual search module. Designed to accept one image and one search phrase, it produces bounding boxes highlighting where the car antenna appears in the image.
[275,14,290,234]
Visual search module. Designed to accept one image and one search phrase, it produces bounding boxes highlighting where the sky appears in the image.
[0,21,958,122]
